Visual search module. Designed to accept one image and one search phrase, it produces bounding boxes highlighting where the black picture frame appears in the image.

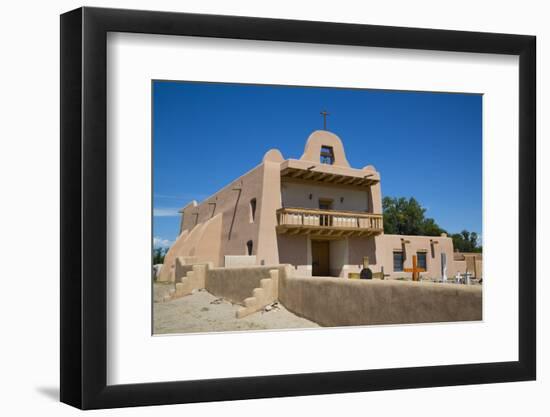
[60,6,536,410]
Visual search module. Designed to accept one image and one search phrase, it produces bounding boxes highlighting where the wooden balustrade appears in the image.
[276,207,383,237]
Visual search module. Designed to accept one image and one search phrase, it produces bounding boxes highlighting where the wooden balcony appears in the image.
[276,207,383,238]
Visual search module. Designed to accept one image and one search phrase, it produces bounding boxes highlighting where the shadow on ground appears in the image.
[36,386,59,401]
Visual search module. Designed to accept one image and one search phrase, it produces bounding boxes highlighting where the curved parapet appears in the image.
[300,130,351,167]
[263,148,284,163]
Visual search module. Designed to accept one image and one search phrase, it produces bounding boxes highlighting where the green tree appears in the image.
[450,230,482,253]
[382,196,446,236]
[153,247,167,265]
[382,196,482,253]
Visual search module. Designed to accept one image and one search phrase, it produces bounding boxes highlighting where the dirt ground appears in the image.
[153,283,319,334]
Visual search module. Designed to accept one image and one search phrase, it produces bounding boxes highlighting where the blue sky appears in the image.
[153,81,482,248]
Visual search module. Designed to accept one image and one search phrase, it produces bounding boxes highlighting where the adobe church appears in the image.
[159,128,476,282]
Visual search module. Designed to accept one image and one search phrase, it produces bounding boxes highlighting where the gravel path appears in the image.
[153,284,319,335]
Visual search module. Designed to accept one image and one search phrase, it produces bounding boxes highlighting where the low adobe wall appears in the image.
[279,275,482,327]
[174,258,213,283]
[236,269,280,318]
[175,263,195,283]
[205,265,288,305]
[174,264,207,298]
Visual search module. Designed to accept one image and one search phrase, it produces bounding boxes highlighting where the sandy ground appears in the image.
[153,283,319,334]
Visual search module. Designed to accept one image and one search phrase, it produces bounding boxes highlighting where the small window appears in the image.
[208,202,216,218]
[318,198,333,210]
[249,198,257,223]
[393,251,404,272]
[320,146,334,165]
[417,252,427,269]
[246,240,253,256]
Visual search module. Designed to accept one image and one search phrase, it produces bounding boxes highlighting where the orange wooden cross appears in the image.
[404,255,425,281]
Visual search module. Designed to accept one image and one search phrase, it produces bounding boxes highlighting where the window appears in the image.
[320,146,334,165]
[208,202,216,218]
[417,252,427,269]
[246,240,253,256]
[318,198,333,210]
[249,198,257,223]
[393,251,404,272]
[318,199,333,226]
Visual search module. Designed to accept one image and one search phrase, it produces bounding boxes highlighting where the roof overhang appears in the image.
[280,159,380,187]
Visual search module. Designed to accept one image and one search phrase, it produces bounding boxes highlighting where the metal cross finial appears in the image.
[320,110,329,130]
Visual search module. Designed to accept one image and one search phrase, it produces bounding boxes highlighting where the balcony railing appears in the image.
[276,207,383,237]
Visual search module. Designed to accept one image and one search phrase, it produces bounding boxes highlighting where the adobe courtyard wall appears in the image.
[278,274,482,327]
[236,269,280,318]
[205,265,288,305]
[175,257,213,283]
[167,261,482,326]
[174,262,195,283]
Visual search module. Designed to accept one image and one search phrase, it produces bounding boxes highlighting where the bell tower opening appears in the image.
[320,146,334,165]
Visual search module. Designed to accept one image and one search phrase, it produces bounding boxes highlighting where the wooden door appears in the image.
[312,240,330,276]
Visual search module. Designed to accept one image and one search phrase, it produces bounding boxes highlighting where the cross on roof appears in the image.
[320,110,329,130]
